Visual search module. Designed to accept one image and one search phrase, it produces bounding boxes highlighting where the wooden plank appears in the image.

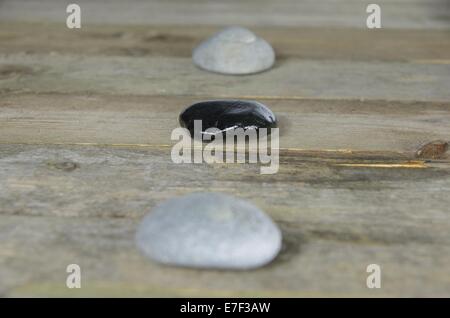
[1,144,450,297]
[1,23,450,63]
[1,54,449,101]
[1,93,450,154]
[1,0,449,29]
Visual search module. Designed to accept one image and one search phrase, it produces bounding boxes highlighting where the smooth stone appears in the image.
[192,26,275,75]
[135,192,282,270]
[179,100,277,139]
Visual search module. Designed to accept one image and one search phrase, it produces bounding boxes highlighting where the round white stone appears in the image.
[136,192,282,269]
[192,26,275,75]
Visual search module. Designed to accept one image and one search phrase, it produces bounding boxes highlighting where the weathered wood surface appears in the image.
[1,23,450,63]
[1,54,449,101]
[1,93,450,154]
[1,0,449,29]
[0,0,450,297]
[1,145,450,297]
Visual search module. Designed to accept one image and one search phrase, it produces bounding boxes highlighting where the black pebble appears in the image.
[179,100,277,140]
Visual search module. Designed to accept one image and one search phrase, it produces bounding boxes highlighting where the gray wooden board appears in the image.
[1,54,449,101]
[1,93,450,154]
[1,144,450,297]
[1,0,449,29]
[1,0,450,298]
[1,23,450,63]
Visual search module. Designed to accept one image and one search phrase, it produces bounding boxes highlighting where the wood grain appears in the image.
[1,93,450,154]
[1,0,449,29]
[1,0,449,298]
[1,54,449,101]
[1,23,450,63]
[1,144,450,297]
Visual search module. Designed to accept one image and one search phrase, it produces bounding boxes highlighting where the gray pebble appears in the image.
[136,192,282,270]
[192,26,275,75]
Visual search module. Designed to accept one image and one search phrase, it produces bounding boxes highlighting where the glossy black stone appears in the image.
[179,100,277,140]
